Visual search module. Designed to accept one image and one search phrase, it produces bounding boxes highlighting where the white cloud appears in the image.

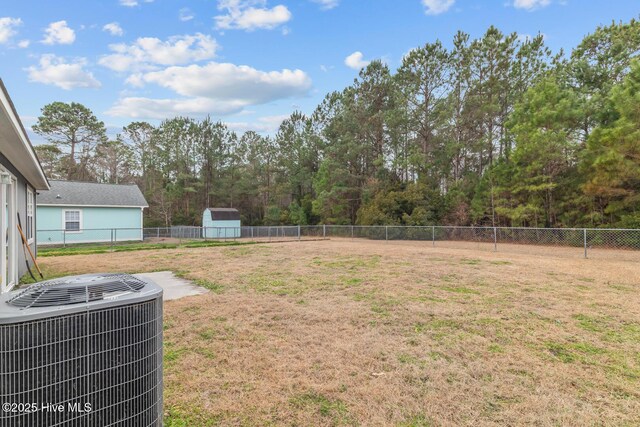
[17,39,30,48]
[225,114,289,133]
[99,33,218,72]
[108,62,311,119]
[42,20,75,45]
[135,62,311,101]
[103,22,124,36]
[124,73,145,87]
[311,0,339,10]
[215,0,291,31]
[106,97,246,119]
[513,0,551,10]
[0,17,22,44]
[27,55,101,90]
[179,8,195,21]
[344,51,370,70]
[422,0,455,15]
[119,0,154,6]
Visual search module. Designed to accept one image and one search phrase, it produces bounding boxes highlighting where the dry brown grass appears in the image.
[39,240,640,426]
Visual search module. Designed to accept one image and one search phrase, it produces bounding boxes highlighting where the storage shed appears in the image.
[202,208,241,238]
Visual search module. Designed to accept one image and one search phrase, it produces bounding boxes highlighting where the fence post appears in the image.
[584,228,588,259]
[110,229,114,251]
[385,226,388,241]
[251,226,254,240]
[493,227,497,252]
[63,229,66,248]
[298,225,301,241]
[432,226,435,247]
[323,224,326,239]
[351,225,354,239]
[268,226,271,242]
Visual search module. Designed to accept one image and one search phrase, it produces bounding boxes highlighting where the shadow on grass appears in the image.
[18,241,256,286]
[37,240,255,258]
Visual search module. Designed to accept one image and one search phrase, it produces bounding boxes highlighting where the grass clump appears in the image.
[443,286,479,295]
[490,260,513,265]
[222,245,269,257]
[545,341,606,364]
[399,414,434,427]
[290,392,353,425]
[164,406,220,427]
[198,328,216,340]
[311,255,380,270]
[193,279,224,294]
[574,314,640,343]
[164,342,187,367]
[245,274,304,296]
[545,342,575,363]
[343,277,363,286]
[488,344,505,353]
[414,319,459,333]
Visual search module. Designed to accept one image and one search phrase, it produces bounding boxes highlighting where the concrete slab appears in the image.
[134,271,208,301]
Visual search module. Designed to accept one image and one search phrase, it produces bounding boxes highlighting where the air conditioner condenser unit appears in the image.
[0,273,163,426]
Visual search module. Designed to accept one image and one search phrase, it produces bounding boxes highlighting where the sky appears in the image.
[0,0,638,144]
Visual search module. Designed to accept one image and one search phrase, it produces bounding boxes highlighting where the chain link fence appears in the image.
[36,225,640,259]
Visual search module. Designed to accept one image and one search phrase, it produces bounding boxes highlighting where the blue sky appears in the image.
[0,0,638,143]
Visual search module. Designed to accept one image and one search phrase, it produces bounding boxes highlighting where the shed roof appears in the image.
[206,208,240,221]
[37,180,148,207]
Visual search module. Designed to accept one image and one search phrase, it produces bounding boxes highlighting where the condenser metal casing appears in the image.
[0,273,163,426]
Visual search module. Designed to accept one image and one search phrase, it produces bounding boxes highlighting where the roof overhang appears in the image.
[0,80,49,191]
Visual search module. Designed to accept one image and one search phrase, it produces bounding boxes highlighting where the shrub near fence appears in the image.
[36,225,640,259]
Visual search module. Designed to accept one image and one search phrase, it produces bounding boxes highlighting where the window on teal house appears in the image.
[64,210,81,232]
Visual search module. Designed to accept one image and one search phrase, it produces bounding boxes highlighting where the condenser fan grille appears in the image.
[7,273,148,308]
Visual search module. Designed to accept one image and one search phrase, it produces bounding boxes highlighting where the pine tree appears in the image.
[584,60,640,227]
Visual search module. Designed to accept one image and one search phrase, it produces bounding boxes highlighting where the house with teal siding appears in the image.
[36,180,148,245]
[202,208,241,238]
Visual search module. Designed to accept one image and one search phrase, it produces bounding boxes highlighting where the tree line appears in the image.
[33,19,640,228]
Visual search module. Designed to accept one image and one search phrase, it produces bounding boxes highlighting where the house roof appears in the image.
[206,208,240,221]
[37,180,148,207]
[0,79,49,190]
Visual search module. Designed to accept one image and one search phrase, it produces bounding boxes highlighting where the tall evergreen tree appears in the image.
[583,60,640,227]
